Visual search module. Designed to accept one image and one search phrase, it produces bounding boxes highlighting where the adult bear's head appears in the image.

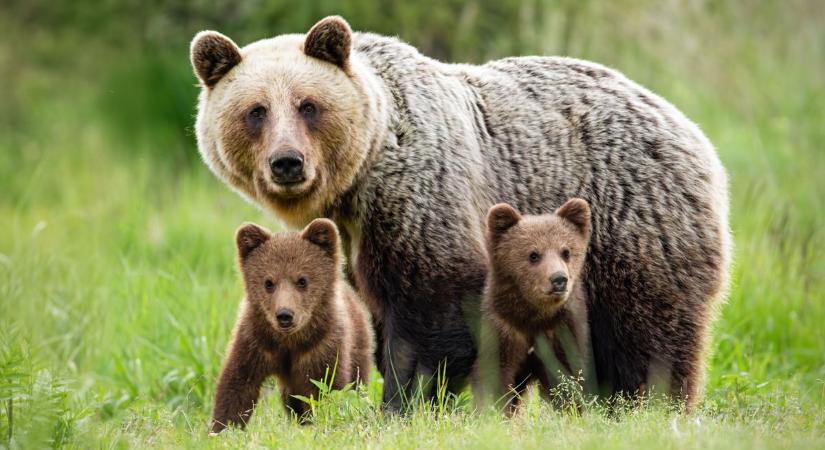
[190,17,385,227]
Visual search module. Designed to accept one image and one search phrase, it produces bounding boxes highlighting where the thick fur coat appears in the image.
[211,220,374,432]
[191,16,731,411]
[481,199,591,414]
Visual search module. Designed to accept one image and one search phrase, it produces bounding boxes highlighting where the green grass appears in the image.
[1,2,824,448]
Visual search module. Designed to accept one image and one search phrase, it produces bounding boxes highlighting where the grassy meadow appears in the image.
[1,1,824,448]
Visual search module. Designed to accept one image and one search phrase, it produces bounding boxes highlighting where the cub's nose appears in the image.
[550,272,568,293]
[275,308,294,329]
[269,150,304,184]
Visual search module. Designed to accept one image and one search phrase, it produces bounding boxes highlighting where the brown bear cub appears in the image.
[210,219,374,433]
[482,198,592,415]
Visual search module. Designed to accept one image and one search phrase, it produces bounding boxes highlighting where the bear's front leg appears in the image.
[498,335,531,416]
[210,338,269,433]
[355,201,486,414]
[281,387,312,423]
[381,325,418,413]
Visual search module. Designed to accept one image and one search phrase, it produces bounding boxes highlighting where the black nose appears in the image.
[550,272,568,293]
[275,308,294,328]
[269,150,304,184]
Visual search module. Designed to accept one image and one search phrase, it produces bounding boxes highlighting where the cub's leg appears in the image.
[505,350,550,417]
[497,331,531,416]
[281,386,312,422]
[211,336,269,433]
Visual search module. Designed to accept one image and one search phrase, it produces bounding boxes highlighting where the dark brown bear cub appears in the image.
[210,219,374,433]
[482,198,591,415]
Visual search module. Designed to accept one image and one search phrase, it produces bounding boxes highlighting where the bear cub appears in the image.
[482,198,591,414]
[211,219,374,433]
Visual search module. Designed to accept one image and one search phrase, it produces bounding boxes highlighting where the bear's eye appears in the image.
[296,276,308,290]
[248,105,267,121]
[299,101,317,120]
[264,279,275,293]
[561,249,571,262]
[529,251,541,264]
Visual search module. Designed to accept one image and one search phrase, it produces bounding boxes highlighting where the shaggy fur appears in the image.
[191,16,731,412]
[210,220,374,432]
[481,200,591,415]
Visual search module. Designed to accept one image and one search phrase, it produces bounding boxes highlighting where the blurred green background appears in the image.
[1,0,823,448]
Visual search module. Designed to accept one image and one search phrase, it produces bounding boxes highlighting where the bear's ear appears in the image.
[236,223,270,260]
[302,218,339,257]
[190,31,242,88]
[555,198,591,237]
[487,203,522,241]
[303,16,352,69]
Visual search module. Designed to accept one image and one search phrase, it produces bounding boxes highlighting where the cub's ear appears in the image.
[303,16,352,69]
[555,198,591,237]
[190,31,242,88]
[487,203,522,240]
[302,218,339,257]
[236,223,270,260]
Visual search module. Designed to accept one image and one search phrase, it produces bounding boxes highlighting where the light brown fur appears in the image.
[210,219,374,433]
[190,23,387,228]
[481,199,591,415]
[191,16,731,411]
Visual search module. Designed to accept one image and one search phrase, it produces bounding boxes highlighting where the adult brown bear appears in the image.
[190,16,731,411]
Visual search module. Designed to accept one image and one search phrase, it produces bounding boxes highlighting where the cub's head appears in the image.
[235,219,340,335]
[486,199,591,315]
[191,17,382,227]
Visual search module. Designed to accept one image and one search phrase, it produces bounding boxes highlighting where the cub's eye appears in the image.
[248,105,267,120]
[561,249,571,262]
[264,279,275,293]
[528,251,541,263]
[296,276,308,289]
[299,101,317,119]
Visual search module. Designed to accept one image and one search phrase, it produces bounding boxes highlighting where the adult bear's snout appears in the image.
[269,150,304,184]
